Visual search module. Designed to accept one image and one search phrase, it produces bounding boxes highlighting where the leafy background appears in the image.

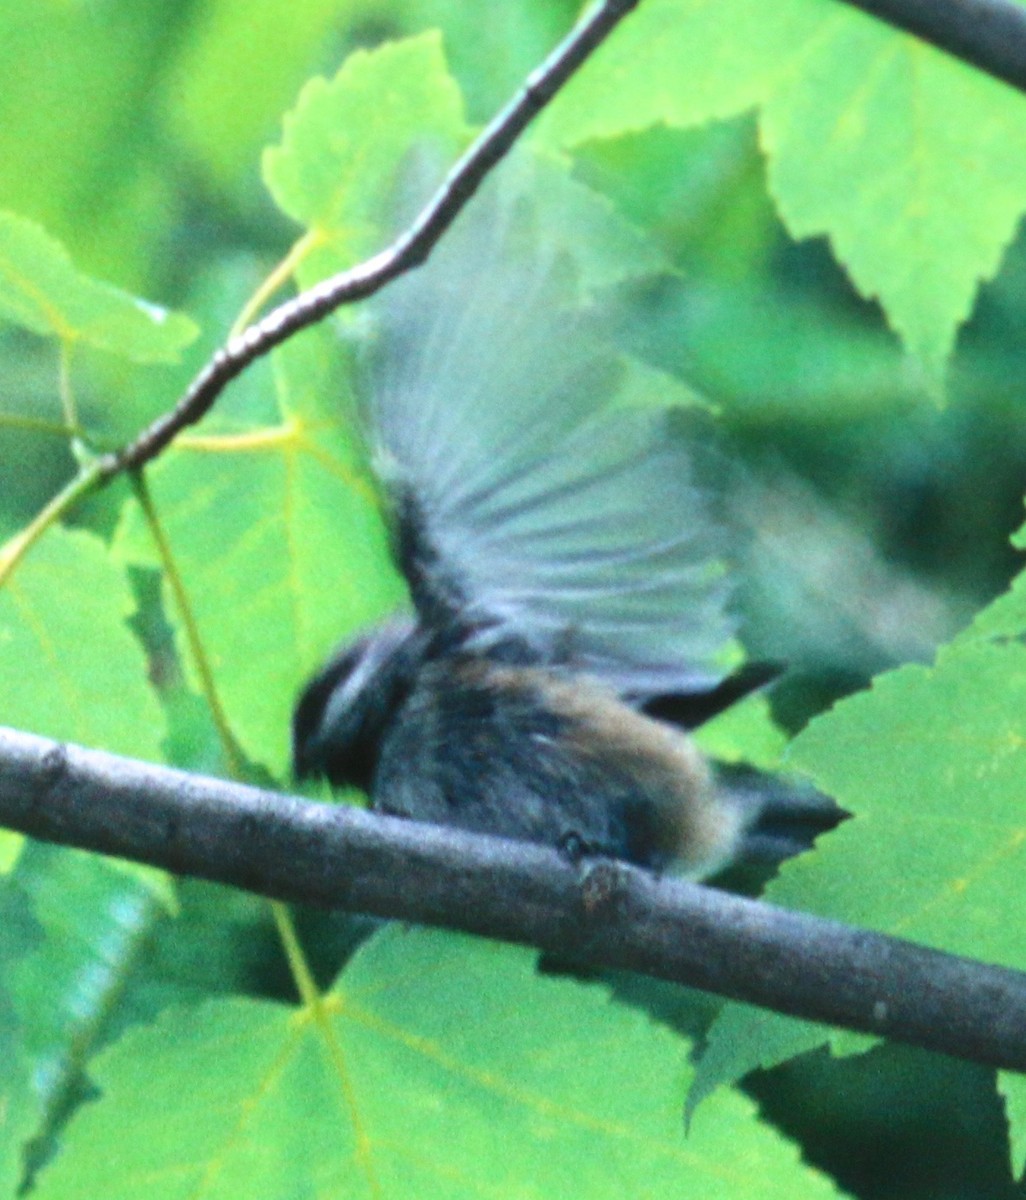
[1,0,1026,1196]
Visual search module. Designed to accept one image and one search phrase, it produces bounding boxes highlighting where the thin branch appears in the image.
[2,725,1025,1075]
[838,0,1026,92]
[100,0,640,478]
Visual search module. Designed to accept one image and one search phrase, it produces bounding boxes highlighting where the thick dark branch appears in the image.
[2,725,1025,1074]
[839,0,1026,92]
[101,0,639,477]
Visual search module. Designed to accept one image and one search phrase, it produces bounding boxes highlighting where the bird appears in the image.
[292,158,835,877]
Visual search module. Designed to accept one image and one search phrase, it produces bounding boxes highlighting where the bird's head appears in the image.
[292,617,426,790]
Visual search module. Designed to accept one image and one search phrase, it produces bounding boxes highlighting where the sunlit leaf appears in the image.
[761,15,1026,395]
[0,830,22,874]
[263,33,470,280]
[355,0,579,121]
[0,6,181,286]
[695,692,788,771]
[163,0,358,194]
[33,927,846,1199]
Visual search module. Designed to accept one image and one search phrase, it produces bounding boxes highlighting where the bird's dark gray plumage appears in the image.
[293,156,834,876]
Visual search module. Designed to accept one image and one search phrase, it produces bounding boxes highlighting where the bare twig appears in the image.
[838,0,1026,94]
[99,0,640,478]
[2,724,1025,1075]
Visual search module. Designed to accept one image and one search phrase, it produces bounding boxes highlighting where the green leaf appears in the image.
[265,27,671,292]
[692,634,1026,1113]
[10,845,169,1156]
[760,14,1026,395]
[574,122,917,418]
[695,692,788,771]
[0,1028,37,1199]
[538,0,1026,390]
[263,33,470,280]
[117,880,281,1018]
[572,119,780,273]
[510,151,672,291]
[0,830,22,874]
[34,927,845,1199]
[0,211,197,361]
[113,326,404,779]
[412,146,674,296]
[355,0,580,122]
[0,880,43,1199]
[1002,1072,1026,1181]
[637,276,915,419]
[0,525,166,760]
[538,0,810,147]
[0,6,182,287]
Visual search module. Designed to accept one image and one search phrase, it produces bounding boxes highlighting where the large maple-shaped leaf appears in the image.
[690,542,1026,1176]
[32,926,848,1199]
[537,0,1026,389]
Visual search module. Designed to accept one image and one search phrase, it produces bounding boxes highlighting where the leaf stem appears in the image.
[269,899,382,1195]
[132,478,339,1102]
[270,901,321,1007]
[0,412,80,438]
[131,472,247,781]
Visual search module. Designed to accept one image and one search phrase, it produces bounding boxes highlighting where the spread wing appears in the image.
[360,162,736,697]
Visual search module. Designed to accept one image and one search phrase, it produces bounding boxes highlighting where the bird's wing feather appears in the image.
[362,160,736,696]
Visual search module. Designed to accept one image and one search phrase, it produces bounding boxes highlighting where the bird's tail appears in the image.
[715,762,847,868]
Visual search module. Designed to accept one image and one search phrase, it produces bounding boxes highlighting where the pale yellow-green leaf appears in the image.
[263,33,470,281]
[0,831,22,874]
[33,928,846,1199]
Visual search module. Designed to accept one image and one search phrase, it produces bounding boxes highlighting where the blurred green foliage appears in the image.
[1,2,1026,1197]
